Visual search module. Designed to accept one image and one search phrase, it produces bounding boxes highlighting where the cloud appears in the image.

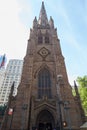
[49,1,87,62]
[64,33,81,50]
[46,0,71,29]
[0,0,32,62]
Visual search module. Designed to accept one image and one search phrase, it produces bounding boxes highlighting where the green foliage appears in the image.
[77,75,87,88]
[72,89,76,96]
[76,76,87,115]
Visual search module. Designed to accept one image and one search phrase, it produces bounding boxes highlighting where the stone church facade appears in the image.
[1,2,85,130]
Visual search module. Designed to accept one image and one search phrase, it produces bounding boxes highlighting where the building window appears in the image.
[38,68,52,99]
[45,36,49,44]
[38,36,43,44]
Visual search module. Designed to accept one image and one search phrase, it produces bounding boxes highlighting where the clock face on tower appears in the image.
[38,47,50,59]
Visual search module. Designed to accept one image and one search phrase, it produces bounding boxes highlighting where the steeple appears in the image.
[38,2,48,26]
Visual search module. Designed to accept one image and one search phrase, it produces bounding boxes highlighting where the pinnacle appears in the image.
[38,1,48,26]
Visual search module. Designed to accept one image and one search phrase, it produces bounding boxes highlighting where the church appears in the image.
[1,2,85,130]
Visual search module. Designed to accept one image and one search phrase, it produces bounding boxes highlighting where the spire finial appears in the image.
[38,1,48,26]
[33,17,37,28]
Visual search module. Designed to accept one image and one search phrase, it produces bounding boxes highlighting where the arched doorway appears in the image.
[36,110,55,130]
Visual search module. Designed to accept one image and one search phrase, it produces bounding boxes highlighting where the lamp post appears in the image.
[56,75,64,130]
[64,101,72,130]
[21,104,28,130]
[9,106,15,130]
[58,100,63,130]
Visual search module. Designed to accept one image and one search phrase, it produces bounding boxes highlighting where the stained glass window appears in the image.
[38,68,51,98]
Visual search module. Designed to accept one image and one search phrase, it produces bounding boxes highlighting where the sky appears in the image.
[0,0,87,86]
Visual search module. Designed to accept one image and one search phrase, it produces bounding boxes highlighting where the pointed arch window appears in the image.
[38,35,43,44]
[45,36,49,44]
[38,68,52,99]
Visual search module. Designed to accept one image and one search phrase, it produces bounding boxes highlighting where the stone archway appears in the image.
[36,110,55,130]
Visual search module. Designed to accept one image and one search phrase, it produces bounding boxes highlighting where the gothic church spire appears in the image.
[38,2,48,26]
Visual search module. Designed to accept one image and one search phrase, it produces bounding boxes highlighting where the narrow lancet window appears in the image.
[38,68,51,99]
[45,36,49,44]
[38,36,43,44]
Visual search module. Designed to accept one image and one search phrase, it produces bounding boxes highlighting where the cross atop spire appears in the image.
[38,1,48,26]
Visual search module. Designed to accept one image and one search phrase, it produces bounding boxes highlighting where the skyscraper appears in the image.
[0,67,5,93]
[1,2,85,130]
[0,59,23,106]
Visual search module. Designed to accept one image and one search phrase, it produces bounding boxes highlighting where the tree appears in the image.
[77,76,87,88]
[76,75,87,115]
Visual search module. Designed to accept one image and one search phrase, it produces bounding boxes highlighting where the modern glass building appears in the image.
[0,59,23,105]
